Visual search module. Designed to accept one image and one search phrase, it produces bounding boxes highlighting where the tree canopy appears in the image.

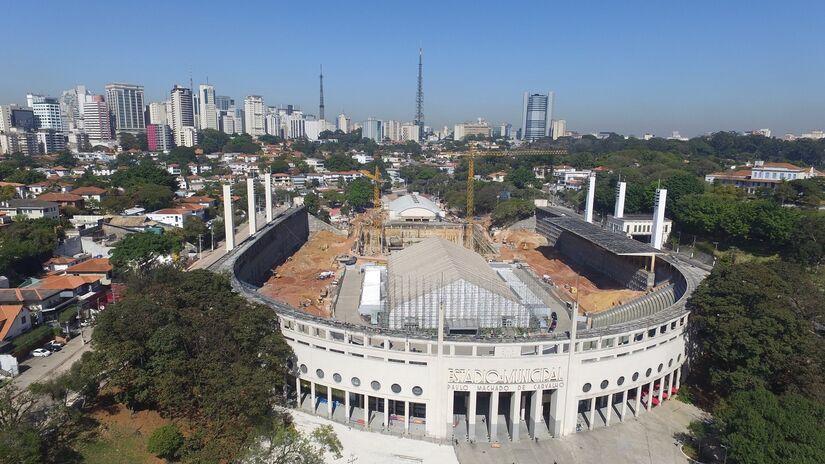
[110,232,183,272]
[110,160,178,191]
[0,218,63,284]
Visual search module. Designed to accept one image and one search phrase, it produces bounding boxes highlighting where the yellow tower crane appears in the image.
[358,165,382,209]
[460,147,568,221]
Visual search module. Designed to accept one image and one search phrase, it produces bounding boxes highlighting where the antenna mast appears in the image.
[415,48,424,139]
[319,65,325,121]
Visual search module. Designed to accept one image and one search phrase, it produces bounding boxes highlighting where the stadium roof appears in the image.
[545,216,663,256]
[387,238,517,303]
[387,194,440,214]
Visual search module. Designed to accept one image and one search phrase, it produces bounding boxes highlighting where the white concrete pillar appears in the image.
[634,386,641,417]
[584,174,596,223]
[327,386,333,418]
[530,389,543,437]
[222,184,235,251]
[587,397,595,430]
[675,367,682,390]
[446,391,454,440]
[468,390,477,442]
[310,382,316,414]
[264,172,273,222]
[490,392,499,442]
[668,372,675,400]
[605,393,613,426]
[384,397,389,430]
[345,391,351,423]
[620,390,627,422]
[364,394,370,429]
[404,401,410,434]
[246,177,257,236]
[548,389,562,437]
[511,392,522,441]
[657,377,665,406]
[650,188,668,249]
[614,181,626,218]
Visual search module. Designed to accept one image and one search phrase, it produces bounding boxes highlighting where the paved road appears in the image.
[12,327,94,390]
[189,209,286,270]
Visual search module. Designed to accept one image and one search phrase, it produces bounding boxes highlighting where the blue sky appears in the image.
[3,0,824,136]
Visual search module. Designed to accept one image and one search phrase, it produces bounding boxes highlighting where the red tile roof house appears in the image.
[70,186,108,203]
[37,192,85,209]
[0,304,33,342]
[64,258,113,281]
[0,288,67,323]
[179,195,217,208]
[30,274,108,319]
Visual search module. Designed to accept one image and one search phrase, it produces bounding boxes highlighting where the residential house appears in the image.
[0,199,59,219]
[179,195,217,208]
[70,186,107,203]
[0,182,28,199]
[704,161,823,194]
[146,208,199,228]
[0,305,32,341]
[44,256,85,273]
[37,192,85,209]
[0,288,67,323]
[486,171,507,182]
[64,258,112,281]
[27,181,72,196]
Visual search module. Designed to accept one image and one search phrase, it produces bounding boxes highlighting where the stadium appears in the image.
[210,178,705,444]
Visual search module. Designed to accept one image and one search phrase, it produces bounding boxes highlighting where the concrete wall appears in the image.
[224,207,310,287]
[554,232,653,290]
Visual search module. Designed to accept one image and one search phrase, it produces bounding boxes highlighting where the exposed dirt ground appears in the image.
[494,229,644,314]
[261,230,357,317]
[81,398,168,464]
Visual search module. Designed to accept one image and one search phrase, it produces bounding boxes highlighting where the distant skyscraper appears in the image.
[401,122,420,142]
[146,124,174,152]
[363,118,383,142]
[521,91,553,142]
[551,119,567,140]
[147,102,168,125]
[105,83,146,134]
[198,84,219,130]
[59,85,90,131]
[83,96,113,143]
[215,95,232,112]
[30,97,64,132]
[384,120,401,142]
[337,113,348,133]
[170,85,195,147]
[244,95,265,136]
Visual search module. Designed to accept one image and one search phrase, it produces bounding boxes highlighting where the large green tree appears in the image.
[110,232,183,272]
[110,160,178,190]
[198,129,230,154]
[0,218,62,284]
[345,177,374,209]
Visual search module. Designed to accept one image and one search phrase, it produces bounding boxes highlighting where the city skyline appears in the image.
[2,0,824,136]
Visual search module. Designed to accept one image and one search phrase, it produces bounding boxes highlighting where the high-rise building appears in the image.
[337,113,348,133]
[36,129,65,153]
[305,119,325,141]
[82,96,113,143]
[521,91,553,142]
[0,129,39,156]
[243,96,265,136]
[10,107,37,131]
[26,93,46,107]
[363,118,383,142]
[551,119,567,140]
[30,97,64,132]
[384,120,402,142]
[198,84,219,131]
[105,83,145,134]
[215,95,232,112]
[59,85,90,131]
[147,102,168,125]
[265,112,280,136]
[147,124,174,152]
[401,123,420,142]
[454,119,491,140]
[170,85,195,147]
[287,110,306,139]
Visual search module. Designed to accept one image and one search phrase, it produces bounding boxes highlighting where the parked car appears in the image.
[45,342,62,352]
[31,348,52,357]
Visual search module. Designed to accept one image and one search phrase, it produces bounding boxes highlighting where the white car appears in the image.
[31,348,52,357]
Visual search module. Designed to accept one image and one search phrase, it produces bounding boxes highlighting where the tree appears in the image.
[258,134,282,145]
[270,158,290,173]
[0,218,62,284]
[506,167,540,189]
[136,132,149,151]
[324,154,360,172]
[223,134,261,154]
[345,177,374,210]
[688,261,825,403]
[303,193,321,216]
[784,213,825,265]
[130,183,175,211]
[167,146,197,166]
[183,216,209,245]
[119,132,140,150]
[110,160,178,190]
[110,232,183,272]
[90,269,293,462]
[247,421,342,464]
[491,199,535,226]
[198,129,230,154]
[715,387,825,464]
[147,424,184,460]
[53,151,77,168]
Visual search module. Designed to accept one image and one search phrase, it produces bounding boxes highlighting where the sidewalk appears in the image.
[12,327,94,390]
[188,209,281,270]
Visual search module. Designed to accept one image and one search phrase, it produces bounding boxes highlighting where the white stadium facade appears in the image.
[212,183,705,444]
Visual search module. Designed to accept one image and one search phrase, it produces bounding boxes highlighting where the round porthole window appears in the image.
[371,381,381,391]
[583,383,592,393]
[600,380,609,389]
[333,373,342,383]
[412,386,423,396]
[300,364,308,374]
[351,377,361,387]
[646,368,652,377]
[391,383,402,394]
[632,372,639,381]
[657,363,663,373]
[617,376,625,386]
[316,369,324,379]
